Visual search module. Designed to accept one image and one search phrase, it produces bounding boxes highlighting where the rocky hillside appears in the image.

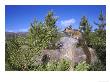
[5,32,28,40]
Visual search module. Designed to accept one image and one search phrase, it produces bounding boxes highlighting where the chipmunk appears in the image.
[64,26,82,40]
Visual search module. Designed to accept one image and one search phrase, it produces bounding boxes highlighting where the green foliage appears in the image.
[79,16,92,46]
[79,16,88,31]
[94,10,106,30]
[5,11,60,71]
[56,59,70,71]
[88,11,106,66]
[45,61,58,71]
[45,11,58,28]
[79,11,106,68]
[44,11,60,49]
[5,36,36,70]
[89,30,106,66]
[74,61,90,71]
[89,61,106,71]
[79,16,92,32]
[28,11,60,50]
[34,59,71,71]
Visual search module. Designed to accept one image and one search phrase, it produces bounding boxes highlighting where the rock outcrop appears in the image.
[33,36,97,68]
[57,37,97,64]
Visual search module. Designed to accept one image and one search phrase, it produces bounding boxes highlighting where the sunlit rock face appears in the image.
[58,37,97,64]
[58,37,78,62]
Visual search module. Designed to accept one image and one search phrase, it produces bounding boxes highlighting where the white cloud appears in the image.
[18,28,28,32]
[61,18,76,27]
[6,30,13,32]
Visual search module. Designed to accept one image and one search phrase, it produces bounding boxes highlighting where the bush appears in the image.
[5,37,36,70]
[89,30,106,66]
[74,61,90,71]
[56,59,71,71]
[26,59,71,71]
[89,61,106,71]
[46,59,70,71]
[33,59,71,71]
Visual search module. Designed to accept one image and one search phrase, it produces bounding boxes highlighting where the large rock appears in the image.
[58,37,97,64]
[33,37,97,67]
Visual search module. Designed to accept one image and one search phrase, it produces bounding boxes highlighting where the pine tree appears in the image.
[44,11,59,49]
[28,18,44,47]
[45,10,57,28]
[79,16,92,33]
[93,10,106,66]
[27,10,60,50]
[79,16,92,64]
[94,10,106,30]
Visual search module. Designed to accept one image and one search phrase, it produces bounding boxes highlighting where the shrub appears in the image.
[74,61,90,71]
[46,59,70,71]
[5,37,35,70]
[89,30,106,66]
[31,59,71,71]
[89,61,106,71]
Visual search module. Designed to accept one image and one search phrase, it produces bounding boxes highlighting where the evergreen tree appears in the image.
[28,18,44,48]
[45,10,57,28]
[79,16,92,45]
[44,11,59,49]
[92,10,106,66]
[79,16,92,33]
[79,16,92,64]
[94,10,106,30]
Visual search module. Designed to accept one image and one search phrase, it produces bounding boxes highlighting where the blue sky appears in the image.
[5,5,106,32]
